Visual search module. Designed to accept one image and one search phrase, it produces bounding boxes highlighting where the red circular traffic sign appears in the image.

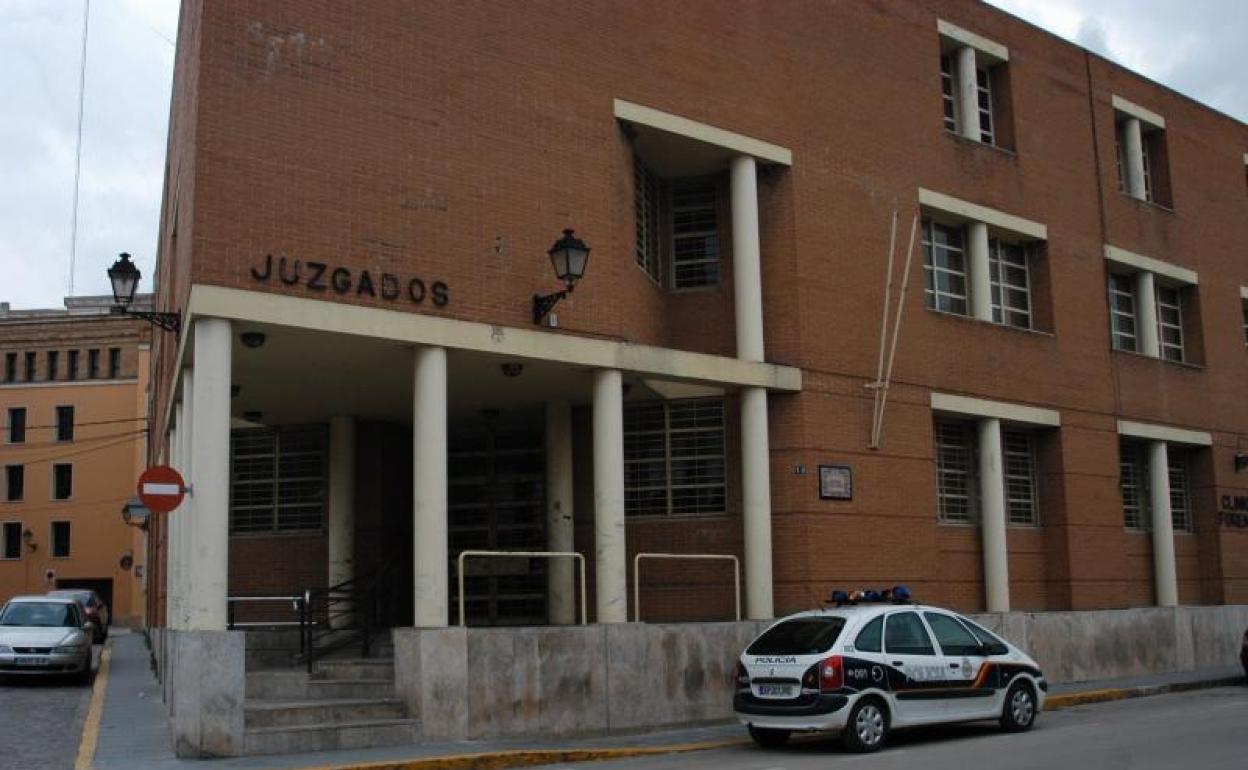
[138,465,186,514]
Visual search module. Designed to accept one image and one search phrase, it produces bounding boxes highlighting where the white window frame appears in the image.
[935,419,977,524]
[1168,449,1192,533]
[975,66,995,145]
[1108,273,1139,352]
[1,520,21,560]
[922,218,969,316]
[1155,283,1185,362]
[940,54,958,133]
[634,155,662,284]
[988,238,1033,329]
[1120,441,1148,530]
[1002,429,1039,526]
[624,398,726,517]
[669,177,721,291]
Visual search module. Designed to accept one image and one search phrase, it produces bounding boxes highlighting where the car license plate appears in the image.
[15,656,49,666]
[756,684,794,698]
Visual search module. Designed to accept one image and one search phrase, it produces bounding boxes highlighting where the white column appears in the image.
[1123,117,1147,200]
[730,155,765,363]
[1147,441,1178,607]
[956,46,981,141]
[741,387,774,620]
[328,416,356,627]
[545,400,576,625]
[592,369,627,623]
[187,321,230,630]
[412,346,448,627]
[179,368,195,630]
[977,418,1010,612]
[968,221,993,322]
[1135,271,1160,358]
[167,419,180,629]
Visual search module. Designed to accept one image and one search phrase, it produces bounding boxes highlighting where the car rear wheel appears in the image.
[842,697,887,753]
[999,681,1037,732]
[747,725,791,748]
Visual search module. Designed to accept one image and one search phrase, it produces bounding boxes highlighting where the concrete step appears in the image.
[246,649,298,669]
[313,658,394,680]
[243,718,419,755]
[244,697,408,728]
[246,670,395,700]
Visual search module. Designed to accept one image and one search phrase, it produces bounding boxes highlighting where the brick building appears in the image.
[0,297,152,625]
[145,0,1248,755]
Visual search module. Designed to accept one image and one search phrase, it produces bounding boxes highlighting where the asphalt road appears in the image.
[549,686,1248,770]
[0,648,97,770]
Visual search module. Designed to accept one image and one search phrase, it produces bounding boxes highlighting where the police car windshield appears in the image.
[747,617,846,656]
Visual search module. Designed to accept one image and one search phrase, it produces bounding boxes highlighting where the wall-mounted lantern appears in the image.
[533,229,590,325]
[107,252,181,334]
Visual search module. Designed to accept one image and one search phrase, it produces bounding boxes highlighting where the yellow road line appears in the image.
[74,644,112,770]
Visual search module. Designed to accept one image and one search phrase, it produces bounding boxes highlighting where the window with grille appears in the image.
[922,219,968,315]
[634,156,662,283]
[976,67,994,144]
[935,419,976,523]
[1155,284,1184,362]
[1115,120,1159,203]
[1108,274,1138,352]
[1168,450,1192,532]
[671,180,721,289]
[1120,441,1147,530]
[940,55,957,132]
[989,239,1032,329]
[624,399,725,516]
[230,425,327,534]
[1003,429,1038,525]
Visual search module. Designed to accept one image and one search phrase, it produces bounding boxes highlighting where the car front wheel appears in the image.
[1000,681,1038,732]
[747,725,790,748]
[842,697,888,753]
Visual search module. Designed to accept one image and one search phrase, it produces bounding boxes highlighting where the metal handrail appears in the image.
[632,553,741,623]
[226,595,304,628]
[456,550,587,627]
[299,560,395,672]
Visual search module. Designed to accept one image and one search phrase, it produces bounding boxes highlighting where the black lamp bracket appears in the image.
[111,305,182,335]
[533,285,573,325]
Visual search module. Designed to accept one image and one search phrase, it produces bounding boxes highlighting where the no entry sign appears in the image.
[138,465,186,514]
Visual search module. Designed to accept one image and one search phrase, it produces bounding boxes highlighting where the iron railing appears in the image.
[297,561,394,673]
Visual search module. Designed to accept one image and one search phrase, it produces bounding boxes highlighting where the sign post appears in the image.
[137,465,187,514]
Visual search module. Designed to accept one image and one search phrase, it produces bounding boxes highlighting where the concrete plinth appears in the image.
[165,630,246,758]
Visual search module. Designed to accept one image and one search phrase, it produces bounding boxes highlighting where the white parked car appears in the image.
[0,595,95,684]
[734,590,1046,752]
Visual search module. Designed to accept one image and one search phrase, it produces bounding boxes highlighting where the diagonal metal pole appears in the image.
[868,209,898,448]
[872,213,919,449]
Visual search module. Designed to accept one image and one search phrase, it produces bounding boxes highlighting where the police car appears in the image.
[733,587,1046,752]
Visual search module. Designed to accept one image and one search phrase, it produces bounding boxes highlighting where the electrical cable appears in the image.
[67,0,91,296]
[0,416,148,431]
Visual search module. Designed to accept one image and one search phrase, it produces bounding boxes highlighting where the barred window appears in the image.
[670,180,721,290]
[922,219,968,315]
[1108,274,1138,352]
[624,399,725,516]
[989,239,1032,329]
[1120,441,1147,530]
[1155,285,1184,362]
[1003,429,1038,525]
[935,420,976,523]
[1115,122,1154,201]
[1168,450,1192,533]
[940,55,957,132]
[976,67,994,145]
[634,156,661,283]
[230,425,327,534]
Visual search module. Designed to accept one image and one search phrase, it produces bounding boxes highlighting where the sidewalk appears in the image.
[86,631,1245,770]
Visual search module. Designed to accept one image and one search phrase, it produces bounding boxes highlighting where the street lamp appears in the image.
[106,252,181,334]
[533,229,591,324]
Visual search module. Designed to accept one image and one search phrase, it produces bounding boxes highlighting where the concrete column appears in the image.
[1147,441,1178,607]
[328,416,356,589]
[412,346,448,628]
[977,418,1010,612]
[179,368,194,630]
[545,400,576,625]
[741,387,774,620]
[1123,117,1147,200]
[187,321,230,630]
[1135,270,1160,358]
[592,369,627,623]
[967,221,992,322]
[730,155,765,363]
[167,419,180,629]
[956,46,981,141]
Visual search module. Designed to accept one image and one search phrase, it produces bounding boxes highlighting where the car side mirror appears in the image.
[83,621,95,633]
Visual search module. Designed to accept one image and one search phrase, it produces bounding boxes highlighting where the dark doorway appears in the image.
[55,577,114,614]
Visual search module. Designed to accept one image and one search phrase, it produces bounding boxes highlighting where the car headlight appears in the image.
[54,644,89,654]
[0,644,12,654]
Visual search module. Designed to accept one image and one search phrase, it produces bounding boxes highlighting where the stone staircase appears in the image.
[243,640,418,755]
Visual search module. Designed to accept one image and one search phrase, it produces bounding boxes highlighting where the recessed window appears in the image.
[55,406,74,442]
[1120,441,1147,530]
[24,352,35,381]
[108,348,121,378]
[51,521,71,558]
[1,522,21,560]
[935,419,977,523]
[67,350,79,380]
[632,155,723,291]
[975,66,995,145]
[88,349,100,379]
[1108,274,1139,352]
[3,353,15,383]
[634,156,662,283]
[4,466,23,502]
[230,425,327,534]
[937,23,1013,149]
[922,219,969,315]
[624,398,726,516]
[1241,295,1248,344]
[46,350,59,381]
[1155,284,1185,362]
[1003,429,1039,525]
[1168,449,1192,532]
[989,239,1033,329]
[52,464,73,501]
[1113,100,1172,207]
[7,407,26,444]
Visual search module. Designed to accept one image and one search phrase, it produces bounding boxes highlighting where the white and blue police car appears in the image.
[734,587,1046,752]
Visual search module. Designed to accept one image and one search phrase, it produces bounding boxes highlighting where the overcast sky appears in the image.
[0,1,1244,311]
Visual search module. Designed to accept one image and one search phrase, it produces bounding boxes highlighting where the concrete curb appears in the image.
[1044,675,1244,711]
[294,739,753,770]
